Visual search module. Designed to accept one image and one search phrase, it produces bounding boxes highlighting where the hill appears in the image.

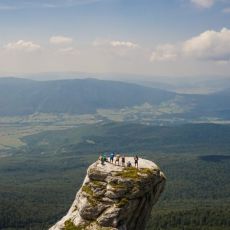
[0,77,230,123]
[0,78,175,116]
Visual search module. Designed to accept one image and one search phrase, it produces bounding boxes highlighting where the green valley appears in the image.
[0,122,229,229]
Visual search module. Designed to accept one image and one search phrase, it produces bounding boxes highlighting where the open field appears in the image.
[0,113,101,150]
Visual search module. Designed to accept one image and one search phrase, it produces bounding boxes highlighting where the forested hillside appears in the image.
[0,78,174,116]
[0,123,229,229]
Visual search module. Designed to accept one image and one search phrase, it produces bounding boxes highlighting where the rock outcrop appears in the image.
[50,157,166,230]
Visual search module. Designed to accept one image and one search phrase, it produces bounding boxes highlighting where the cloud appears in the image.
[93,39,139,49]
[4,40,41,52]
[92,39,140,57]
[150,44,178,62]
[49,36,73,45]
[190,0,215,8]
[222,7,230,13]
[110,41,138,49]
[150,28,230,62]
[183,28,230,61]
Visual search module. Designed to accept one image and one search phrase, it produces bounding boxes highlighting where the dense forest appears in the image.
[0,123,230,229]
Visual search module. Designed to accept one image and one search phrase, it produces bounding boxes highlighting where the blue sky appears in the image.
[0,0,230,78]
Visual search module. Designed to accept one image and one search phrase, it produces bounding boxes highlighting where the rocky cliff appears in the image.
[50,157,166,230]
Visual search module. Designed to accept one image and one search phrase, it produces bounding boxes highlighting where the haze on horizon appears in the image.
[0,0,230,80]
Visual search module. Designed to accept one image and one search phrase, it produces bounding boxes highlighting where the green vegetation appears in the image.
[91,180,105,189]
[64,220,87,230]
[116,167,140,179]
[147,206,230,230]
[109,181,126,189]
[139,168,155,175]
[82,185,94,196]
[0,122,230,229]
[87,196,99,207]
[116,167,154,179]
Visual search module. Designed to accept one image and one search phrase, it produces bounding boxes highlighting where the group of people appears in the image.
[99,152,139,168]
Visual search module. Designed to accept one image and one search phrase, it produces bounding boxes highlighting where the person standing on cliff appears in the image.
[99,154,105,165]
[115,154,120,166]
[134,155,139,168]
[121,155,125,167]
[110,152,115,163]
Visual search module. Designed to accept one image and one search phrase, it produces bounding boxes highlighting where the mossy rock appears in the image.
[115,167,140,179]
[116,167,154,179]
[109,181,126,189]
[82,185,94,196]
[64,220,87,230]
[139,168,154,176]
[88,168,108,181]
[91,180,106,189]
[116,198,129,208]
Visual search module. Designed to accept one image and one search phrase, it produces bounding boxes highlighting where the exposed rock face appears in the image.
[50,157,166,230]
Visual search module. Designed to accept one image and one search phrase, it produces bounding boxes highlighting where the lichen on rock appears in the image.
[49,157,166,230]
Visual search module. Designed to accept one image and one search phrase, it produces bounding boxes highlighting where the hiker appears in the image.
[134,155,139,168]
[127,161,132,167]
[110,152,115,163]
[115,154,120,166]
[103,153,107,162]
[121,155,125,167]
[99,154,105,165]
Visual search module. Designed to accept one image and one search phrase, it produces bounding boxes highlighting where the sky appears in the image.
[0,0,230,79]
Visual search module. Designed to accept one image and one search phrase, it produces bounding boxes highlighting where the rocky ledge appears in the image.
[50,157,166,230]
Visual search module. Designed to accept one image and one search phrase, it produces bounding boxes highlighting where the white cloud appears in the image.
[49,36,73,45]
[92,39,140,57]
[110,40,138,48]
[190,0,215,8]
[93,39,138,49]
[150,28,230,62]
[4,40,41,52]
[183,28,230,61]
[150,44,178,62]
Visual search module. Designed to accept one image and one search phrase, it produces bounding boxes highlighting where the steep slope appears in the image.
[50,157,166,230]
[0,78,175,116]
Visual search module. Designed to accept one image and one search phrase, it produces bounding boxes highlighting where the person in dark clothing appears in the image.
[99,154,105,165]
[134,155,139,168]
[121,155,125,167]
[110,152,115,163]
[103,153,107,162]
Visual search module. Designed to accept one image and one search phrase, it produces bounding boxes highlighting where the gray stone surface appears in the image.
[49,157,166,230]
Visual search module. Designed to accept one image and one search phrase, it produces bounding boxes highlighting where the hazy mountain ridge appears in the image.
[0,77,230,121]
[0,78,174,116]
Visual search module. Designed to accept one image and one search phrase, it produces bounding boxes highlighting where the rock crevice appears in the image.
[50,157,166,230]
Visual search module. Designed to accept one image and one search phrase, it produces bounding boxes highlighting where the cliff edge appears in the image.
[50,157,166,230]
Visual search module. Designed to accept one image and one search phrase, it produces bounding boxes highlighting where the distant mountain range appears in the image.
[0,78,174,116]
[0,77,229,119]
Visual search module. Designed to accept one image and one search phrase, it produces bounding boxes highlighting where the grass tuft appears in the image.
[64,220,86,230]
[82,185,94,196]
